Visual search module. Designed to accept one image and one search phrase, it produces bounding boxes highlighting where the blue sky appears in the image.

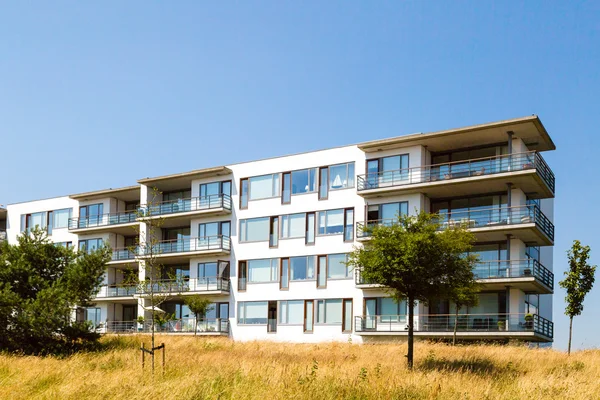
[1,2,598,350]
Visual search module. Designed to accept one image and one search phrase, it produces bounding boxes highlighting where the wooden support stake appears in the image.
[162,342,165,377]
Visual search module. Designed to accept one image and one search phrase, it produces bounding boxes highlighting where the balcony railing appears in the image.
[138,277,230,294]
[357,151,555,194]
[141,194,232,217]
[111,247,138,261]
[144,235,231,255]
[105,318,229,334]
[95,284,138,298]
[355,313,553,338]
[357,205,554,241]
[68,211,138,230]
[355,259,553,289]
[474,259,553,288]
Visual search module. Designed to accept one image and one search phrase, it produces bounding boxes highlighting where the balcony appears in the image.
[104,318,229,335]
[357,205,554,246]
[107,247,139,265]
[142,235,231,262]
[357,151,555,199]
[354,313,553,342]
[0,230,6,242]
[68,211,139,235]
[137,277,231,296]
[474,259,553,294]
[140,194,232,228]
[94,284,138,299]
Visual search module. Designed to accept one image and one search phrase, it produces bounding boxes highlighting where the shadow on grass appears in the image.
[418,351,520,377]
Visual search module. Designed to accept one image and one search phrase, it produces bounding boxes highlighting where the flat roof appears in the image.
[358,115,555,153]
[70,185,140,202]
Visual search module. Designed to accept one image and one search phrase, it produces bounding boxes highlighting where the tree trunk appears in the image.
[453,305,460,346]
[568,316,573,356]
[407,295,415,370]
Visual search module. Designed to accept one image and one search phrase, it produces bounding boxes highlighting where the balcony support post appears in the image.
[505,234,511,277]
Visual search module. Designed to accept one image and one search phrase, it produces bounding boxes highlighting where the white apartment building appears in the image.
[0,115,555,343]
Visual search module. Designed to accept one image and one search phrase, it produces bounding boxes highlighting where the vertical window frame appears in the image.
[343,207,354,242]
[318,167,329,200]
[317,255,327,288]
[240,178,249,210]
[304,300,314,333]
[282,172,291,205]
[238,261,247,292]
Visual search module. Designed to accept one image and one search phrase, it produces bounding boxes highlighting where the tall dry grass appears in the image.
[0,335,598,400]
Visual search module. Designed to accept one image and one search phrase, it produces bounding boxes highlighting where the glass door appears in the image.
[364,298,376,330]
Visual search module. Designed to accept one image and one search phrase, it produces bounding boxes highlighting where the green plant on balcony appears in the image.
[524,313,534,329]
[497,320,506,331]
[137,316,145,332]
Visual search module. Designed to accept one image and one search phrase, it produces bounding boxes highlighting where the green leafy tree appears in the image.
[184,296,214,335]
[559,240,596,355]
[448,280,479,346]
[348,212,478,369]
[0,228,111,355]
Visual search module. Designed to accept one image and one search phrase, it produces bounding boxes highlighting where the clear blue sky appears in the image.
[1,2,598,350]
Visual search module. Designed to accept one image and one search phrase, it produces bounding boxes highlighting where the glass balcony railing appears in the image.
[105,318,229,334]
[111,247,138,261]
[355,313,553,338]
[357,151,555,194]
[138,277,230,294]
[95,284,138,298]
[357,205,554,242]
[69,211,138,230]
[143,235,231,255]
[473,259,553,288]
[141,194,232,217]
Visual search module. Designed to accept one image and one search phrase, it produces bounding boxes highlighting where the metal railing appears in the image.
[357,205,554,241]
[105,318,229,334]
[354,313,553,338]
[141,194,232,217]
[111,247,138,261]
[473,259,553,288]
[95,284,138,298]
[68,211,138,230]
[143,235,231,255]
[357,151,555,194]
[138,277,230,294]
[355,259,553,289]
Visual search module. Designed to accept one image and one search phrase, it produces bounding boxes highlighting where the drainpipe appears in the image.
[506,183,512,223]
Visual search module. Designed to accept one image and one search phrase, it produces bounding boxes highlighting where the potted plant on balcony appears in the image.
[137,316,145,332]
[497,320,506,331]
[524,313,534,329]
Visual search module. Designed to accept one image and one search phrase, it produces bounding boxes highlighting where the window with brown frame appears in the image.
[318,167,329,200]
[240,179,249,209]
[269,216,279,248]
[342,298,353,332]
[306,212,315,245]
[282,172,291,204]
[238,261,247,291]
[304,300,314,333]
[343,208,354,242]
[280,258,290,290]
[317,255,327,288]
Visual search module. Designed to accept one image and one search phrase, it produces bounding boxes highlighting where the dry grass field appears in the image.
[0,335,598,400]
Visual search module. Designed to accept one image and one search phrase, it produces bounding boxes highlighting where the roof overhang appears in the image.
[138,166,232,191]
[70,186,140,202]
[358,115,555,153]
[0,207,7,219]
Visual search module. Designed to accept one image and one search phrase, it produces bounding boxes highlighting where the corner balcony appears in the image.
[357,151,555,199]
[474,259,553,294]
[137,277,231,296]
[357,205,554,246]
[94,284,138,300]
[104,318,229,335]
[141,235,231,262]
[68,211,139,235]
[354,313,553,342]
[107,247,139,265]
[140,194,232,228]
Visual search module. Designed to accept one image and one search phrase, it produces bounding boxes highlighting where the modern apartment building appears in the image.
[2,115,555,343]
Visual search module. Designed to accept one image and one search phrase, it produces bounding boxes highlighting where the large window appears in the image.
[327,253,351,279]
[200,181,231,198]
[21,211,47,232]
[278,300,304,324]
[290,256,315,281]
[249,174,280,200]
[198,262,218,278]
[367,202,409,222]
[240,179,249,209]
[318,209,344,235]
[291,168,317,194]
[52,208,72,229]
[85,307,101,328]
[281,213,306,239]
[237,301,268,324]
[79,238,104,254]
[328,163,355,190]
[248,259,278,283]
[316,299,343,324]
[239,217,270,242]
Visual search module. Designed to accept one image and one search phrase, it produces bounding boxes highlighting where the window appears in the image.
[237,301,268,324]
[319,167,328,200]
[239,217,270,242]
[240,179,249,209]
[163,190,191,201]
[280,258,289,290]
[367,155,409,187]
[344,208,354,242]
[306,212,315,245]
[85,307,101,327]
[329,162,355,190]
[304,300,314,333]
[317,256,327,288]
[343,299,353,332]
[198,262,218,278]
[79,238,104,254]
[200,181,231,208]
[318,209,344,235]
[290,256,315,280]
[526,245,540,261]
[249,174,280,200]
[238,261,247,291]
[327,253,351,279]
[52,208,72,229]
[278,300,304,324]
[247,259,278,283]
[367,202,409,223]
[55,241,73,249]
[21,211,48,232]
[282,172,291,204]
[281,213,306,239]
[291,168,317,194]
[269,216,279,248]
[316,299,343,324]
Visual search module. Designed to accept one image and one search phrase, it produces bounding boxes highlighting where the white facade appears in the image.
[1,115,556,343]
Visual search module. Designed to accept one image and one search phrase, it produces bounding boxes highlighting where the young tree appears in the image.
[348,212,478,369]
[559,240,596,355]
[184,295,214,335]
[0,229,110,355]
[448,281,479,346]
